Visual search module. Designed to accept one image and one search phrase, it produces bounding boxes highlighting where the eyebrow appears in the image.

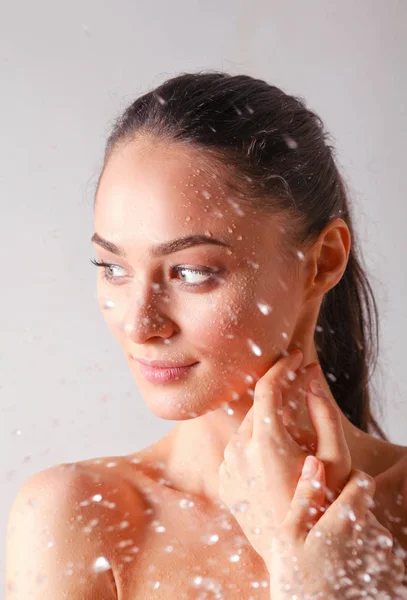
[90,232,231,258]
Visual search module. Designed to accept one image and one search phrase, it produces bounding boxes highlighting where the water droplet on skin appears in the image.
[226,197,245,216]
[202,190,211,199]
[185,216,191,222]
[179,498,195,509]
[257,302,273,315]
[222,404,234,415]
[201,533,220,545]
[263,416,271,424]
[311,480,322,490]
[119,520,130,529]
[247,260,259,269]
[315,325,323,333]
[150,581,160,590]
[248,339,262,356]
[93,556,111,573]
[376,534,393,548]
[281,332,288,340]
[229,553,240,562]
[287,369,296,381]
[102,299,115,310]
[297,250,305,260]
[164,545,173,552]
[232,501,250,514]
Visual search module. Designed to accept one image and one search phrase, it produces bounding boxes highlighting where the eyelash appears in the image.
[90,259,219,288]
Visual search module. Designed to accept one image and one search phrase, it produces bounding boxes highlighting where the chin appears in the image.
[137,386,215,421]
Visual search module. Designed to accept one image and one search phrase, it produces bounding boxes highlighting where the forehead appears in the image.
[94,138,283,255]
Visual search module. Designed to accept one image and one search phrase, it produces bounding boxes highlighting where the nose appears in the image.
[121,283,175,343]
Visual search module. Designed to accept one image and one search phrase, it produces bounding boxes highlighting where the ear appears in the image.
[303,218,351,300]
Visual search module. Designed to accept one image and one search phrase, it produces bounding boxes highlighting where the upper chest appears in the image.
[109,470,271,599]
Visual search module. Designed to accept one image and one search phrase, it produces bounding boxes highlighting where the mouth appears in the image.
[133,360,199,384]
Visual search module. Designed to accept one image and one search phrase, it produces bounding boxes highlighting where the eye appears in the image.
[172,266,219,287]
[90,259,126,283]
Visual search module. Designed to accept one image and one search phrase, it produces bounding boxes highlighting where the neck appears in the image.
[143,382,398,507]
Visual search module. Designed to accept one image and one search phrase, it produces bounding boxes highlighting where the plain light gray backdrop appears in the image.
[1,0,406,587]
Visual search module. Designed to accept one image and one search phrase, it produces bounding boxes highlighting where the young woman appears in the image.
[6,71,407,599]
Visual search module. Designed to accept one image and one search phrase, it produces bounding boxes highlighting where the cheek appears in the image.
[191,283,301,363]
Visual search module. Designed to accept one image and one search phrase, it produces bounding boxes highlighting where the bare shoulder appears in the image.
[6,457,147,599]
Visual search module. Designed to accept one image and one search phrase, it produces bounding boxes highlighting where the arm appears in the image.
[6,464,120,599]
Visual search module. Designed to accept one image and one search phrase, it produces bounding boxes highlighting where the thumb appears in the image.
[283,455,326,542]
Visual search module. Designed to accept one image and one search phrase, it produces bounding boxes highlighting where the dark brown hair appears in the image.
[97,70,387,440]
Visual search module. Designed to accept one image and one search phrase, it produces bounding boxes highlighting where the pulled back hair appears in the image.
[98,70,387,440]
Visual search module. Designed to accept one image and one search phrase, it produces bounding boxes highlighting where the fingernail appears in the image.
[290,349,303,362]
[301,455,318,479]
[309,379,328,398]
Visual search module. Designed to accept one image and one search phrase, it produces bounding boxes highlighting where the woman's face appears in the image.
[93,138,310,420]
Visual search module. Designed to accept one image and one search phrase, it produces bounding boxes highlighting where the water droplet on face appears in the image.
[119,520,130,529]
[202,190,211,199]
[257,302,273,315]
[93,556,111,573]
[179,498,195,509]
[247,260,259,270]
[229,553,240,562]
[102,299,115,310]
[226,197,245,217]
[297,250,305,260]
[248,339,262,356]
[311,480,322,490]
[92,494,102,502]
[281,332,288,340]
[201,533,219,545]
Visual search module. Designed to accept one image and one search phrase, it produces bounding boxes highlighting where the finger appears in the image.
[316,469,375,538]
[235,404,254,440]
[281,361,321,441]
[282,455,326,541]
[252,349,303,443]
[305,375,351,497]
[364,510,395,554]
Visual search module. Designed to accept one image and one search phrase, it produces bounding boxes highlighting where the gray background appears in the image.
[1,0,406,586]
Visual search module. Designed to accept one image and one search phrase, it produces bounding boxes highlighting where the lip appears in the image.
[135,361,198,384]
[133,357,198,368]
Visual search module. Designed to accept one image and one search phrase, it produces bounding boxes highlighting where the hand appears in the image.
[218,349,351,562]
[269,459,405,599]
[218,349,405,598]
